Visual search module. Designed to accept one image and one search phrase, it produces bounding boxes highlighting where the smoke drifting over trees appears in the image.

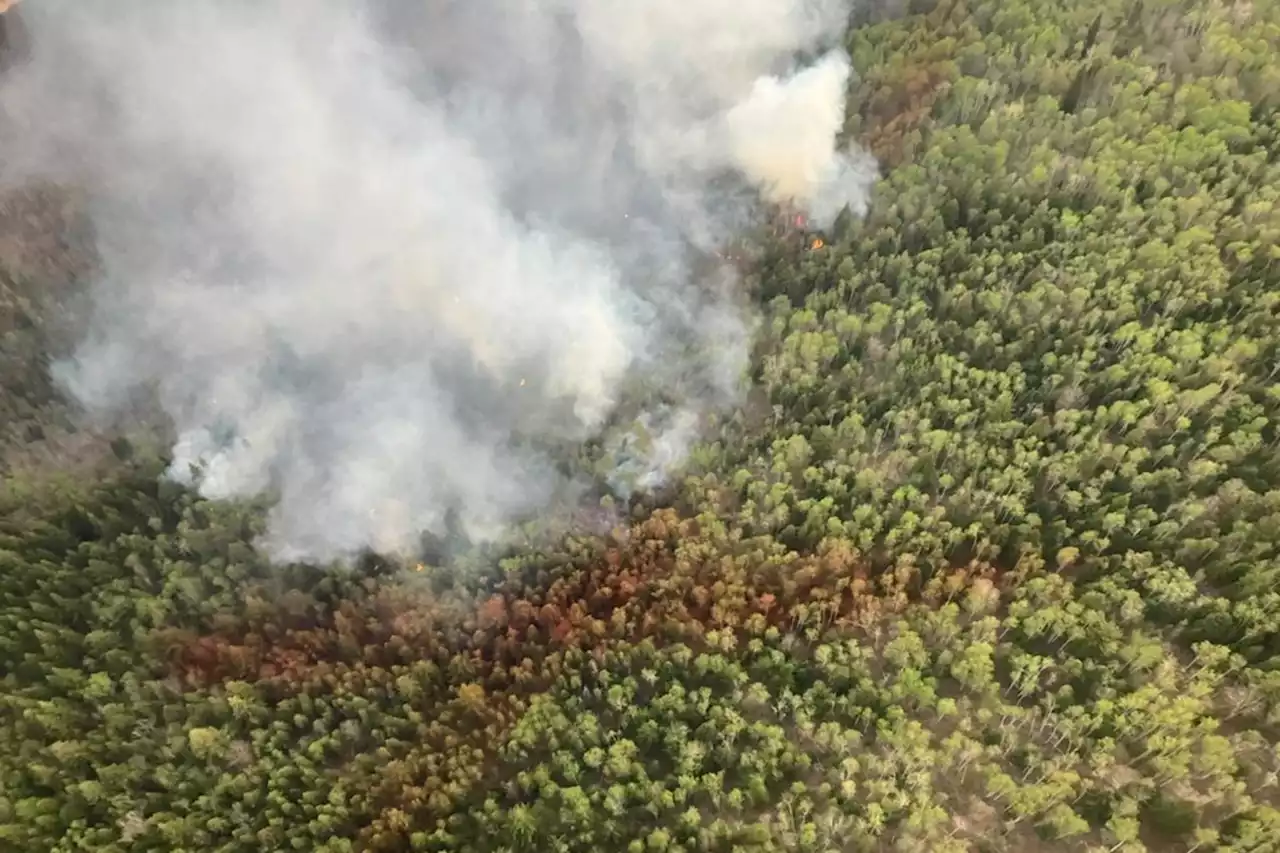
[0,0,874,562]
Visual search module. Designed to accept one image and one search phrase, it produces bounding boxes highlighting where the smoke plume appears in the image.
[0,0,876,562]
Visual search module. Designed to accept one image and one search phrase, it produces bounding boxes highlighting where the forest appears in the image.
[2,0,1280,851]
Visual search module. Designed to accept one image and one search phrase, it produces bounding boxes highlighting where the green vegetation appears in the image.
[3,1,1280,851]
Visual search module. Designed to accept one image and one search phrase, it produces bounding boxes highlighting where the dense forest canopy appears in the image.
[2,1,1280,852]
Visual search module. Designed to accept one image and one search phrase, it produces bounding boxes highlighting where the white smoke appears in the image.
[725,50,878,226]
[0,0,875,562]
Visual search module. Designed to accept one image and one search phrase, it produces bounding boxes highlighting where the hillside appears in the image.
[2,2,1280,852]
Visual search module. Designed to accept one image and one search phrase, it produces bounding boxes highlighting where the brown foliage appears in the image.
[860,62,952,166]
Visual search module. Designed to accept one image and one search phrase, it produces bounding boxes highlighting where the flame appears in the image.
[810,238,825,250]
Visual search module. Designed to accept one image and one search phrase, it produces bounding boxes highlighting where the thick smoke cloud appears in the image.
[0,0,876,562]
